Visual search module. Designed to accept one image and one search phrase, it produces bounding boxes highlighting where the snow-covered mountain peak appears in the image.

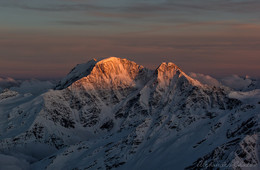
[157,62,180,70]
[95,56,121,64]
[91,57,143,78]
[69,57,144,91]
[156,62,182,77]
[57,57,203,91]
[55,59,97,90]
[155,61,202,88]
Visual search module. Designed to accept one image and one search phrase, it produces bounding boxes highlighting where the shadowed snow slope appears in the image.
[0,57,259,170]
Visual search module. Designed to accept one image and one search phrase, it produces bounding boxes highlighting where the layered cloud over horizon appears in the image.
[0,0,260,78]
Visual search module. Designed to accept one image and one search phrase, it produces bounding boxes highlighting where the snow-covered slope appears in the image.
[0,57,259,170]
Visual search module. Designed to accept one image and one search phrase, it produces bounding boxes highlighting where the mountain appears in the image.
[189,73,260,92]
[221,75,260,91]
[0,57,259,170]
[0,77,20,93]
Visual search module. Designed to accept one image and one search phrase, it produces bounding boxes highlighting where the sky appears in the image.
[0,0,260,79]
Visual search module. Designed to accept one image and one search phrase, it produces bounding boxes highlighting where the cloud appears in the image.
[189,73,260,91]
[188,72,221,87]
[2,0,260,17]
[1,30,260,79]
[163,0,260,13]
[0,1,104,12]
[0,77,20,90]
[56,20,121,26]
[10,79,54,95]
[220,75,253,91]
[0,76,54,95]
[174,20,260,28]
[117,0,260,16]
[1,0,260,34]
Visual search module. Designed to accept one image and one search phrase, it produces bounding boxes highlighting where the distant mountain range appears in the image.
[0,57,259,170]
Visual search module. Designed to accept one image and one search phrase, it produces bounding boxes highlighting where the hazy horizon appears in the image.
[0,58,260,81]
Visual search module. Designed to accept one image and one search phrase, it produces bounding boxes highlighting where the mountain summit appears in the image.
[56,57,200,90]
[0,57,259,170]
